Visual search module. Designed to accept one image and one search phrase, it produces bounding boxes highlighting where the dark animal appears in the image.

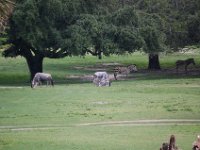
[176,58,195,72]
[31,73,54,88]
[114,64,137,80]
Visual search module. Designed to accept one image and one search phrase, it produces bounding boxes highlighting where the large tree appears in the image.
[3,0,121,80]
[139,13,166,70]
[3,0,70,79]
[108,4,166,70]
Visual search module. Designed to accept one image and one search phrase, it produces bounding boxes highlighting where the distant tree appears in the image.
[110,4,166,70]
[139,13,166,70]
[160,0,200,49]
[187,11,200,45]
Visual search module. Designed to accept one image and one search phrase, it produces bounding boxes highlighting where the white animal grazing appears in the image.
[93,72,111,87]
[31,72,54,88]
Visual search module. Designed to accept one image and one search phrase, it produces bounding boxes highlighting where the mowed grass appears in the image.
[1,125,200,150]
[0,52,200,150]
[1,79,200,126]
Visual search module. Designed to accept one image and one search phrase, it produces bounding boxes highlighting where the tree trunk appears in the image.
[98,51,102,59]
[95,45,102,59]
[25,55,44,81]
[148,53,161,70]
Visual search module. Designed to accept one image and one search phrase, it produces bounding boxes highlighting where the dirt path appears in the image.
[1,119,200,131]
[76,119,200,126]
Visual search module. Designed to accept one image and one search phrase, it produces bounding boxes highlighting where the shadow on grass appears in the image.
[0,66,199,87]
[112,68,200,83]
[0,75,92,87]
[134,69,200,81]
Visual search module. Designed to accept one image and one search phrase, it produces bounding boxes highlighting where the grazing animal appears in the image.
[114,64,137,80]
[175,58,195,72]
[31,72,54,88]
[93,72,111,87]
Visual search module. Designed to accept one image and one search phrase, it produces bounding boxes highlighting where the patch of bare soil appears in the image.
[69,63,200,81]
[77,119,200,127]
[137,67,200,77]
[74,62,120,72]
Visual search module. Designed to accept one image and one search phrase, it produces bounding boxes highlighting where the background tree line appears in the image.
[0,0,200,80]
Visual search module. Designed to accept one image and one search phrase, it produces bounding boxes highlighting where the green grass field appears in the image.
[0,52,200,150]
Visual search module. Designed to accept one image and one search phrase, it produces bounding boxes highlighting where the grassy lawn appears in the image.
[1,125,199,150]
[0,52,200,150]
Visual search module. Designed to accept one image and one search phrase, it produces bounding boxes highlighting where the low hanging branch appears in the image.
[84,48,103,59]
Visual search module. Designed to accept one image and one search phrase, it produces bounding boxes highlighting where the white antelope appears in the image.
[31,72,54,88]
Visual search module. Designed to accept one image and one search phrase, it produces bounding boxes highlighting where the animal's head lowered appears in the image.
[31,80,38,88]
[31,80,35,88]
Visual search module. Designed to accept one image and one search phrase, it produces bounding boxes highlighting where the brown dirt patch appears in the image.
[69,63,200,81]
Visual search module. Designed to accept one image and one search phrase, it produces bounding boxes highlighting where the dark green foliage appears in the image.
[0,33,7,46]
[187,12,200,44]
[110,6,144,53]
[8,0,67,56]
[140,26,164,53]
[111,6,139,27]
